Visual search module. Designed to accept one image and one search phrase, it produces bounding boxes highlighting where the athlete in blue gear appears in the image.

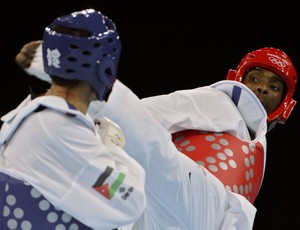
[0,9,146,230]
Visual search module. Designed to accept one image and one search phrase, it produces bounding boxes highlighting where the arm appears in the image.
[14,42,244,137]
[141,86,250,138]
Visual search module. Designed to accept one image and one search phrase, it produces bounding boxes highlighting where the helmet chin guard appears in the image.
[226,47,297,130]
[42,9,121,101]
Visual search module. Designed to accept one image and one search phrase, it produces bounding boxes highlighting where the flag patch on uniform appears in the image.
[92,166,125,199]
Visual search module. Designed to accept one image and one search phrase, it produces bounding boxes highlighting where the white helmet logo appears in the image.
[46,48,61,68]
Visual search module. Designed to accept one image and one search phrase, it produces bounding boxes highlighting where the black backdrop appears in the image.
[2,1,299,229]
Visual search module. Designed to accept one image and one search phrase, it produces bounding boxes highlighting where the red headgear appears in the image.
[226,47,297,130]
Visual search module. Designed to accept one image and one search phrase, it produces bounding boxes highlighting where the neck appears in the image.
[46,83,94,114]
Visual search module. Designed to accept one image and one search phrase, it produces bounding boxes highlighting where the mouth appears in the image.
[258,99,267,110]
[257,97,266,107]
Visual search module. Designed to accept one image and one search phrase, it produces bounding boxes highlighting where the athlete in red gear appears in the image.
[159,48,297,203]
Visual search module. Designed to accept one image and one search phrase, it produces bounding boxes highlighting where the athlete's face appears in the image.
[242,67,286,115]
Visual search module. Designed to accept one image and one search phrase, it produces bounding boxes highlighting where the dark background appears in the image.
[2,1,299,229]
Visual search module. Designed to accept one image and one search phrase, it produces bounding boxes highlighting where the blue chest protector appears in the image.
[0,172,92,230]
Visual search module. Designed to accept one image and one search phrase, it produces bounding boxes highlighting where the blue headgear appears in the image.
[42,9,121,101]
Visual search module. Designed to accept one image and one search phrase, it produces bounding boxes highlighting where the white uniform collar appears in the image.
[210,80,267,135]
[0,96,95,145]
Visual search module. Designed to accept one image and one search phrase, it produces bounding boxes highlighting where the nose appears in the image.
[256,82,268,95]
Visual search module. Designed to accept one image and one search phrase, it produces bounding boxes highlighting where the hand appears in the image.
[15,41,42,68]
[16,40,52,83]
[95,117,125,148]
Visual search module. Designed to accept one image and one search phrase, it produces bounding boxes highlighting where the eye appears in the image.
[249,75,259,82]
[270,83,281,92]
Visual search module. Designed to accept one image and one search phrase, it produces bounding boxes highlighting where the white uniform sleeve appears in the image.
[141,86,250,139]
[1,106,146,229]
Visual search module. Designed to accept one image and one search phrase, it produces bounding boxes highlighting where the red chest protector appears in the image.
[172,130,264,204]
